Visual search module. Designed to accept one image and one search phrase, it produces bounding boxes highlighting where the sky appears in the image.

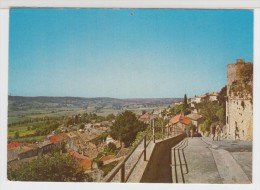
[9,9,253,99]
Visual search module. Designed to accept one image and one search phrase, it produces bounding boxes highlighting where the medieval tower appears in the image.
[226,59,253,141]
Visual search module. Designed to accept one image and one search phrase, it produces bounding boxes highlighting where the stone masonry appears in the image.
[226,59,253,141]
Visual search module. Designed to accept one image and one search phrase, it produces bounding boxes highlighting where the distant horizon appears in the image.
[8,95,183,99]
[9,9,253,98]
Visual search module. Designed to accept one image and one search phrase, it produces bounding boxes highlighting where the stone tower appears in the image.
[226,59,253,141]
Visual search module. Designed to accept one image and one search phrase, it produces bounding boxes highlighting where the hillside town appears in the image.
[7,59,253,182]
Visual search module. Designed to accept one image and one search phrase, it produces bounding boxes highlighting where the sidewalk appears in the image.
[171,137,252,184]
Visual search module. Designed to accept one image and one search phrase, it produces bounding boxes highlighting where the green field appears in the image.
[8,96,177,143]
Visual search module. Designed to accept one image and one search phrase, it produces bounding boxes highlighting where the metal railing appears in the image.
[104,133,153,182]
[103,123,184,182]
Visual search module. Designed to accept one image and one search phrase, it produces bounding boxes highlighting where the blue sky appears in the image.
[9,9,253,98]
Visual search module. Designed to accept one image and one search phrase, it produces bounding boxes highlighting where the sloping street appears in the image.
[171,137,252,184]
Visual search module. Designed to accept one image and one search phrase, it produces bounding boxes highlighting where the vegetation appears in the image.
[218,86,227,109]
[100,161,119,176]
[106,113,116,121]
[169,104,183,115]
[105,142,117,154]
[199,119,211,134]
[183,94,190,115]
[230,63,253,98]
[8,151,90,182]
[197,99,225,134]
[110,111,147,147]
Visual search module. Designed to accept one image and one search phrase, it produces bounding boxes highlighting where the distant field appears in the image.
[8,107,86,124]
[7,96,180,142]
[8,126,35,139]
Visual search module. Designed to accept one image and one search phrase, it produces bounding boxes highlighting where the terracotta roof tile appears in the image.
[100,155,115,162]
[169,114,191,125]
[80,158,92,170]
[49,135,63,144]
[8,142,22,150]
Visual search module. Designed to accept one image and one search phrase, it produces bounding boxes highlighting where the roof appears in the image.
[139,113,151,119]
[139,113,157,120]
[186,113,202,121]
[69,151,88,160]
[100,155,115,162]
[80,158,92,170]
[169,114,191,125]
[38,141,53,148]
[208,92,219,96]
[9,145,35,154]
[49,135,63,144]
[8,142,22,150]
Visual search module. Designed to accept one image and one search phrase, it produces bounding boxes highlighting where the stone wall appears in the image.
[226,59,253,141]
[140,134,185,182]
[226,98,253,140]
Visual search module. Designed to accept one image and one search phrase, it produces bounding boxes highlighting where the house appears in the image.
[8,142,22,150]
[8,145,38,161]
[38,141,55,155]
[105,135,115,145]
[48,134,68,149]
[168,114,191,134]
[80,158,93,171]
[185,113,204,132]
[195,95,207,104]
[207,92,219,102]
[139,112,157,125]
[189,97,196,108]
[70,151,93,171]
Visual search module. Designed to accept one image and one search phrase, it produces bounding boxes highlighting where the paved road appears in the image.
[171,137,252,184]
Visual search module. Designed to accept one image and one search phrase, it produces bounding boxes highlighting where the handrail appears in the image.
[104,134,150,182]
[103,125,183,182]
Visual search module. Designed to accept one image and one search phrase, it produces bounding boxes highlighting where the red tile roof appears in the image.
[100,155,115,162]
[169,114,191,125]
[8,142,22,150]
[49,135,63,144]
[80,158,92,170]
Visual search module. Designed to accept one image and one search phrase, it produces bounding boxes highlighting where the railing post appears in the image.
[144,135,146,161]
[153,125,155,143]
[121,162,125,182]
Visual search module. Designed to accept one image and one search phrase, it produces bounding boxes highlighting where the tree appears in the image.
[218,86,227,108]
[182,94,190,115]
[8,151,89,182]
[106,142,117,154]
[199,119,211,134]
[197,101,220,123]
[216,107,225,124]
[110,111,147,147]
[106,113,116,121]
[170,104,183,115]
